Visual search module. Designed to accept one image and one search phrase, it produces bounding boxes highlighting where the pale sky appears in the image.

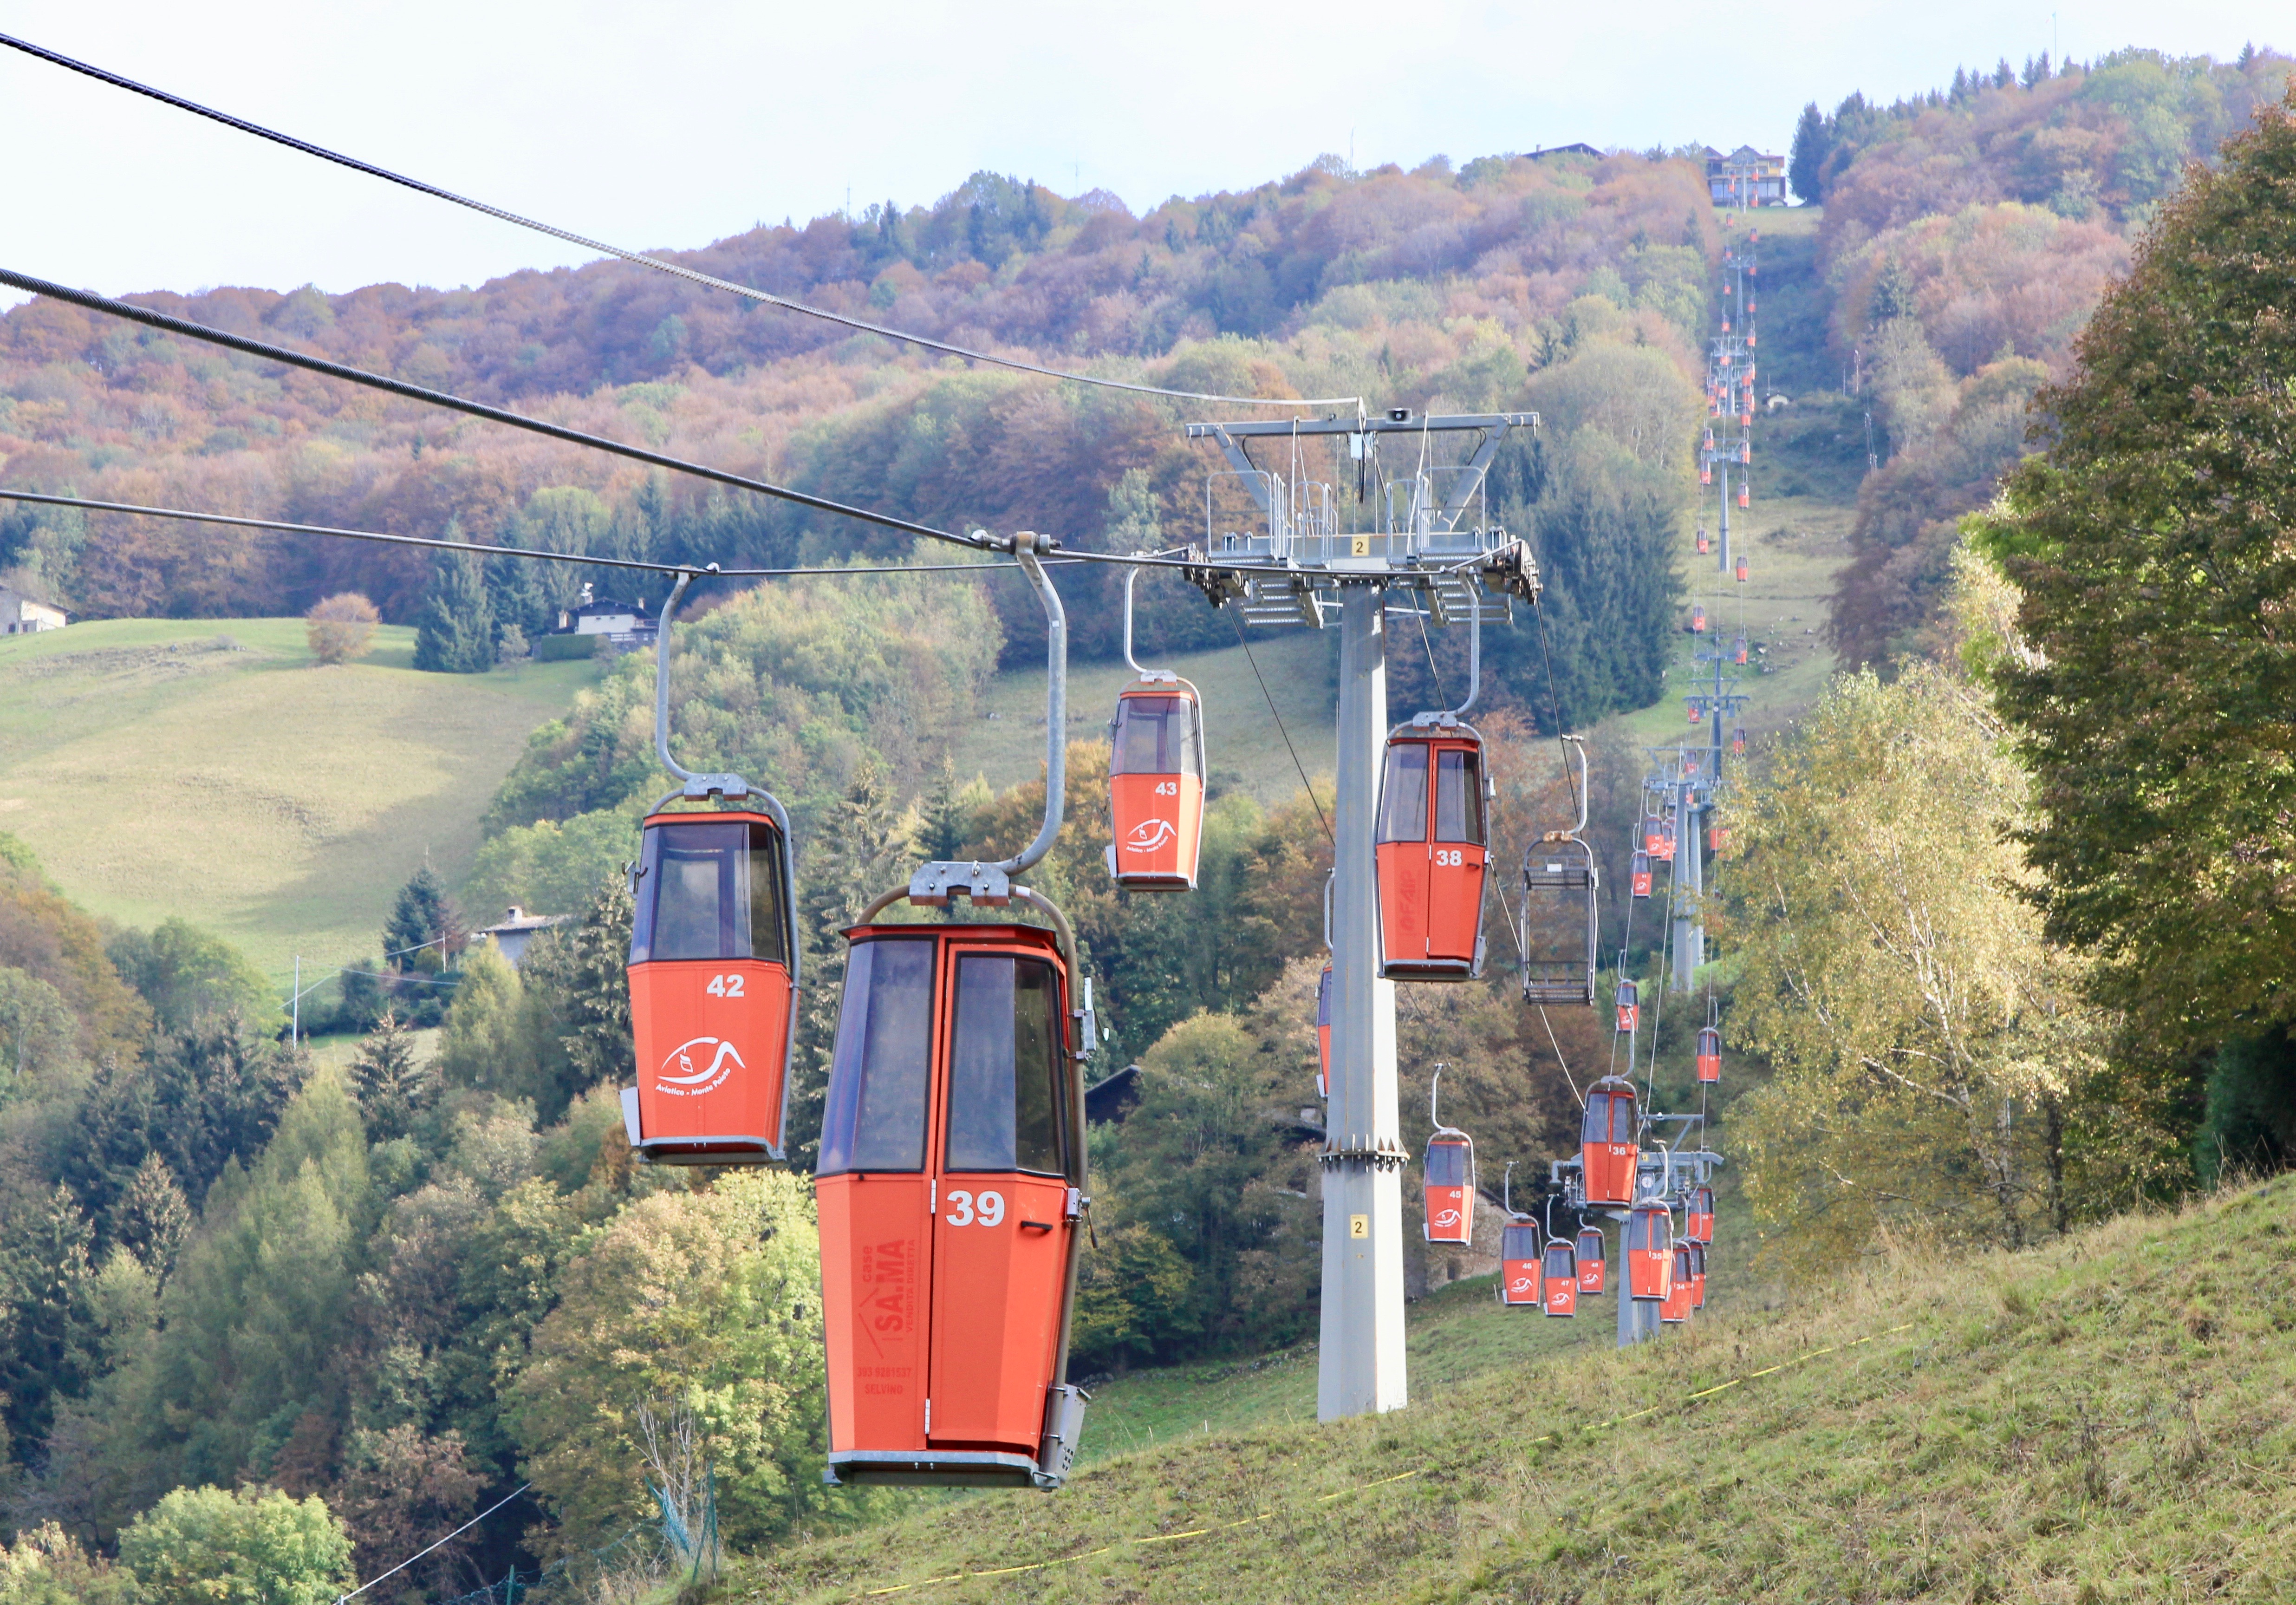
[0,0,2286,307]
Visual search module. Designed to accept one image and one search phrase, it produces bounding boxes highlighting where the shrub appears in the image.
[118,1485,353,1605]
[304,593,379,665]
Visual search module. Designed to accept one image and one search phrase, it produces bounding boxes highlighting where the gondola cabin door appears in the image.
[1499,1221,1541,1308]
[1107,681,1204,890]
[1626,1202,1673,1302]
[1542,1240,1578,1316]
[1661,1244,1695,1324]
[1423,1136,1474,1245]
[1580,1081,1639,1208]
[1376,726,1489,980]
[625,810,797,1163]
[815,925,1084,1488]
[1686,1185,1715,1244]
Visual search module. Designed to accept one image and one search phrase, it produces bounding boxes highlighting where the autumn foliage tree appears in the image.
[303,592,378,665]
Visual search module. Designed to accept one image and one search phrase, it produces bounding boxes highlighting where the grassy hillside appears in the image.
[741,1177,2296,1602]
[0,618,600,989]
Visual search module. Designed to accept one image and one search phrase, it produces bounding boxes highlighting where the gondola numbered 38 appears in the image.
[1106,565,1206,891]
[1377,608,1490,982]
[816,535,1095,1493]
[623,572,800,1166]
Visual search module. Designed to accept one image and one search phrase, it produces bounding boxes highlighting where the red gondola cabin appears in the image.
[1695,1026,1721,1084]
[1107,678,1205,890]
[1581,1078,1640,1208]
[1686,1184,1715,1244]
[1314,962,1333,1101]
[1630,850,1652,899]
[816,921,1089,1489]
[1542,1239,1579,1316]
[1691,605,1707,633]
[1500,1221,1541,1308]
[1423,1133,1475,1245]
[1376,718,1489,981]
[1626,1201,1672,1301]
[1653,813,1677,864]
[624,809,798,1164]
[1661,1244,1695,1324]
[1614,978,1641,1035]
[1689,1241,1708,1309]
[1575,1226,1607,1294]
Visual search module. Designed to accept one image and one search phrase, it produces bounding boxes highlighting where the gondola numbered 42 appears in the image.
[816,535,1095,1493]
[1106,565,1206,891]
[623,572,800,1165]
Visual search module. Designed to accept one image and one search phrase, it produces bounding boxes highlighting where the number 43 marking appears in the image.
[704,973,746,997]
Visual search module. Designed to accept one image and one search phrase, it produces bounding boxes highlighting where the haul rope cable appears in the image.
[1223,605,1333,847]
[849,1321,1921,1598]
[0,268,1219,574]
[0,31,1362,413]
[333,1482,531,1604]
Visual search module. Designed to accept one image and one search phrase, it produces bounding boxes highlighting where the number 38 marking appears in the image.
[943,1190,1005,1227]
[704,973,746,998]
[1436,849,1465,867]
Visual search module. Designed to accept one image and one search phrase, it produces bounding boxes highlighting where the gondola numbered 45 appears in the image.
[623,572,800,1165]
[816,535,1095,1493]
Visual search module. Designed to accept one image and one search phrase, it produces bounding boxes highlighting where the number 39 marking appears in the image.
[943,1190,1005,1227]
[1436,849,1465,867]
[704,973,746,998]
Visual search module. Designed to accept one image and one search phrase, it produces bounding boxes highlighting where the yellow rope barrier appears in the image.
[847,1320,1919,1598]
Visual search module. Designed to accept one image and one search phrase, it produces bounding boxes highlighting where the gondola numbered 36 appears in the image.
[1106,565,1206,891]
[623,572,800,1166]
[816,535,1095,1493]
[1580,1076,1640,1209]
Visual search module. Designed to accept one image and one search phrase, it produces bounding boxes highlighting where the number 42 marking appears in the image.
[704,973,746,997]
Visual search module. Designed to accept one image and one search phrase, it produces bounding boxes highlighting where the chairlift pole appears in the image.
[1320,586,1407,1420]
[1672,777,1705,990]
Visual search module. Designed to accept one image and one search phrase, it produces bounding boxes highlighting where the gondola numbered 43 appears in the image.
[622,572,800,1165]
[1106,566,1206,891]
[816,535,1095,1493]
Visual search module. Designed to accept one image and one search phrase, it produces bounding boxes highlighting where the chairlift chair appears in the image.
[1519,735,1598,1008]
[1541,1237,1579,1316]
[1735,554,1750,581]
[817,535,1093,1494]
[1575,1225,1607,1294]
[1106,566,1206,891]
[1580,1076,1640,1208]
[1422,1067,1476,1246]
[1734,634,1749,665]
[1697,526,1711,555]
[1736,483,1751,509]
[623,573,800,1166]
[1695,1026,1721,1084]
[1376,610,1491,982]
[1626,1199,1673,1302]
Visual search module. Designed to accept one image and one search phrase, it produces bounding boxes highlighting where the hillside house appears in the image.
[0,586,67,635]
[473,905,567,967]
[550,583,655,651]
[1705,145,1787,206]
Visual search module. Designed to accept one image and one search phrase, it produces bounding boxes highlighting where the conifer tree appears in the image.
[412,524,495,674]
[384,868,462,974]
[349,1012,436,1144]
[112,1153,193,1284]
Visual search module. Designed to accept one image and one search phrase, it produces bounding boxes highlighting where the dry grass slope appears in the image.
[739,1178,2296,1604]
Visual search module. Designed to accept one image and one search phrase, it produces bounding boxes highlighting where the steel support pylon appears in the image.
[1318,588,1407,1420]
[1672,778,1705,990]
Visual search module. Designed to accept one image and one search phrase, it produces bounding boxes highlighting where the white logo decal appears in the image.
[657,1036,745,1094]
[1431,1206,1462,1229]
[1125,817,1178,852]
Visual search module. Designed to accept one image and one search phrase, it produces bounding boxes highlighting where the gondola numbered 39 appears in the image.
[1378,607,1490,982]
[1106,564,1206,891]
[623,571,800,1166]
[816,535,1095,1493]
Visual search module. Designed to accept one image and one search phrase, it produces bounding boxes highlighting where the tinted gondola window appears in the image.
[945,954,1065,1175]
[1581,1092,1611,1146]
[1502,1223,1539,1259]
[1544,1243,1575,1278]
[630,821,788,965]
[1433,748,1484,843]
[1611,1094,1638,1144]
[818,940,934,1174]
[1111,695,1199,777]
[1424,1139,1468,1187]
[1316,967,1334,1027]
[1378,745,1429,842]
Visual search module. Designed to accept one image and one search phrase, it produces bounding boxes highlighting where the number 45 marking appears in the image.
[704,973,746,997]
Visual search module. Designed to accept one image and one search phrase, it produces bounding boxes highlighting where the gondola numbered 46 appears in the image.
[815,535,1095,1493]
[1106,567,1206,891]
[622,572,800,1165]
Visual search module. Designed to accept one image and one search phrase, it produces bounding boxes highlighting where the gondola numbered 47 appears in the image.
[1541,1237,1579,1316]
[1106,566,1206,890]
[816,535,1095,1493]
[623,572,800,1165]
